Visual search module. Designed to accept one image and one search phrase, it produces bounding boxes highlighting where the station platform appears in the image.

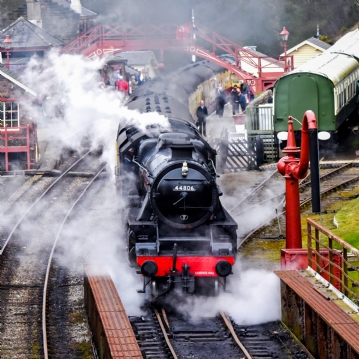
[84,266,143,359]
[207,103,236,140]
[276,269,359,358]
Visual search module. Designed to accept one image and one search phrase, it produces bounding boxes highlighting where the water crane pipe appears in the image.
[277,111,318,249]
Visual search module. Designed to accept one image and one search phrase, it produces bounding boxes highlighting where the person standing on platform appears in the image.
[215,87,226,117]
[135,72,142,86]
[196,100,208,137]
[238,89,247,112]
[247,87,255,102]
[116,76,129,95]
[129,76,138,94]
[230,85,239,115]
[240,81,248,102]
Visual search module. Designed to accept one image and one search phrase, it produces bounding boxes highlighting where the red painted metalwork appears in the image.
[277,111,318,249]
[137,256,235,277]
[61,23,294,94]
[0,123,38,171]
[280,249,343,290]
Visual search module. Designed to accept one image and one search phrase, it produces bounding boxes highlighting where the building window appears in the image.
[0,102,19,127]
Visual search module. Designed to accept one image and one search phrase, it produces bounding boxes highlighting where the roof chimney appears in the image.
[71,0,82,14]
[315,24,320,39]
[26,0,42,27]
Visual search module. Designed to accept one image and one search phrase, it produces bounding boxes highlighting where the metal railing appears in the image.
[246,104,273,133]
[307,218,359,300]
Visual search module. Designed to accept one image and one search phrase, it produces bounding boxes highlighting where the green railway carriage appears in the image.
[274,29,359,133]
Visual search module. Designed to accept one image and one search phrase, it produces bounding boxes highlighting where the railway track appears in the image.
[238,160,359,248]
[42,163,106,358]
[130,306,310,359]
[0,150,105,358]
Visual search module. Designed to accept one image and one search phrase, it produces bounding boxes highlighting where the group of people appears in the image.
[230,85,247,115]
[115,72,149,95]
[195,82,254,138]
[216,82,253,117]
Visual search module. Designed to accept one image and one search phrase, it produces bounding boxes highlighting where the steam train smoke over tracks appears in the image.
[0,150,106,358]
[129,305,310,359]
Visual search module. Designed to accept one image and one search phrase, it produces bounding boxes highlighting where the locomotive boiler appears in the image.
[115,112,238,296]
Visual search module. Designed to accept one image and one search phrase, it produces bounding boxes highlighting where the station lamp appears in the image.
[280,27,290,71]
[3,35,12,69]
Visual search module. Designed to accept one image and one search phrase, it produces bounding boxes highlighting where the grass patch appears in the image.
[71,341,93,359]
[332,196,359,248]
[69,312,85,324]
[241,239,285,262]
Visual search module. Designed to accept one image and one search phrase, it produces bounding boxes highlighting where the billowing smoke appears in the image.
[15,32,284,318]
[20,50,170,172]
[177,261,281,325]
[17,50,172,314]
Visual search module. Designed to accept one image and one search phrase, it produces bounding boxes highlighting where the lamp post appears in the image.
[280,27,289,72]
[3,35,12,69]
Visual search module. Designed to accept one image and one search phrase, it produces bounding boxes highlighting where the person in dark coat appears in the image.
[196,100,208,137]
[240,81,248,96]
[215,87,226,117]
[238,89,247,112]
[247,87,255,102]
[230,85,239,115]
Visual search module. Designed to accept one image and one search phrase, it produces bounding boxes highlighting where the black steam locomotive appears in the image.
[115,62,238,296]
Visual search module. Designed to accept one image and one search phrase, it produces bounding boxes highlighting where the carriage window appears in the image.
[0,102,19,127]
[344,83,347,104]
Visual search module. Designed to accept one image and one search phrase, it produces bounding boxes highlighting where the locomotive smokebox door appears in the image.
[150,162,218,229]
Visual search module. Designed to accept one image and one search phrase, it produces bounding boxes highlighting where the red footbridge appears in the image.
[61,23,293,94]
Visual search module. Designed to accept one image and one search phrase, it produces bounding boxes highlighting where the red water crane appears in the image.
[277,111,318,249]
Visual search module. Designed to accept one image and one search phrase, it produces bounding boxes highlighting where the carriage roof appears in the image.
[278,29,359,86]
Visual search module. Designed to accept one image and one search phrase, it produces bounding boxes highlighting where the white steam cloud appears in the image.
[177,262,281,325]
[17,51,281,321]
[17,50,172,314]
[20,50,170,172]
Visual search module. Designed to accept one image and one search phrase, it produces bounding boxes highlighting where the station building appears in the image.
[281,36,331,68]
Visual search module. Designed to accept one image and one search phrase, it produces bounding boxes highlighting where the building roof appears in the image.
[307,37,332,49]
[80,6,97,18]
[280,29,359,86]
[283,36,331,56]
[50,0,97,18]
[0,17,64,49]
[0,63,36,96]
[125,66,138,76]
[115,51,157,66]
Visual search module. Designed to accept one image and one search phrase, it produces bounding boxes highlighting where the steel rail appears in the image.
[299,161,353,189]
[300,173,359,208]
[153,308,178,359]
[219,311,252,359]
[42,163,106,359]
[232,161,352,217]
[0,150,91,255]
[237,164,359,249]
[229,170,278,214]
